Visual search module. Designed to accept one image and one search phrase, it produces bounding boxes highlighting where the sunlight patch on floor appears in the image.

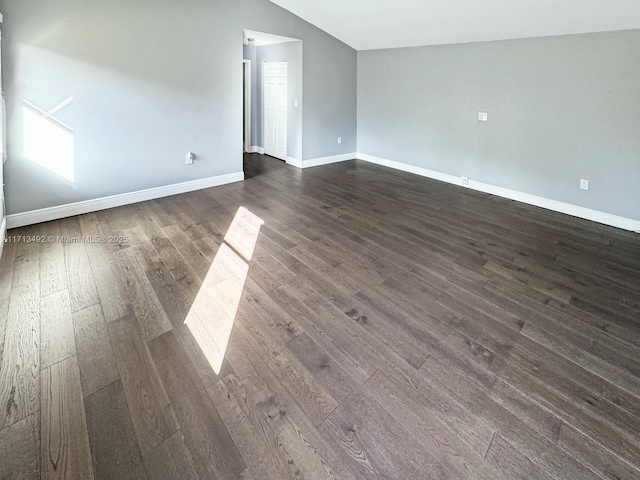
[184,206,264,374]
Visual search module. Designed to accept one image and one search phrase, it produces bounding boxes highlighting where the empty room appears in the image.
[1,0,640,479]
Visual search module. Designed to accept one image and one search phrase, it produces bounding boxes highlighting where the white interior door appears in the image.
[263,62,287,160]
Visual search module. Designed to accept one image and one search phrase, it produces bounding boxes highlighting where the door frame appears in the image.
[242,59,251,153]
[263,61,288,161]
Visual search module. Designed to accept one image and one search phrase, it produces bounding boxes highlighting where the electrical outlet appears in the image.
[462,176,469,186]
[580,179,589,190]
[337,137,342,144]
[478,112,488,122]
[186,152,195,165]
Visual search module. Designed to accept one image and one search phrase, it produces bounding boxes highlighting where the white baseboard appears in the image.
[286,156,303,168]
[357,153,459,184]
[7,171,245,229]
[286,152,356,170]
[0,216,6,260]
[469,181,640,232]
[246,146,264,154]
[302,153,357,169]
[356,152,640,232]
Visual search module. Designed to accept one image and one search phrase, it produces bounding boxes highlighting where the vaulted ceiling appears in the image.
[269,0,640,50]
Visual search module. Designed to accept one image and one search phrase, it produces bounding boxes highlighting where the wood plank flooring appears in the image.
[1,153,640,479]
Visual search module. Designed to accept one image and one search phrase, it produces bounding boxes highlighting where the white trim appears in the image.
[0,216,6,260]
[242,59,252,153]
[469,181,640,232]
[286,156,303,168]
[7,172,245,229]
[302,153,356,169]
[286,152,356,170]
[246,146,264,154]
[356,152,640,232]
[357,153,460,184]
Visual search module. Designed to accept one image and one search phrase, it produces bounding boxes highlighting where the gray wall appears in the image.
[244,41,303,160]
[358,29,640,221]
[1,0,357,215]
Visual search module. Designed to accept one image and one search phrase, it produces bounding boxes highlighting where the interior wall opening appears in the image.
[242,29,303,165]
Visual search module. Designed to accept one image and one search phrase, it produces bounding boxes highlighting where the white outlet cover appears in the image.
[338,137,342,144]
[462,176,469,186]
[580,179,589,190]
[478,112,488,122]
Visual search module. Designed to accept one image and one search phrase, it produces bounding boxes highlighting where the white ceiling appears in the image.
[269,0,640,50]
[243,29,300,47]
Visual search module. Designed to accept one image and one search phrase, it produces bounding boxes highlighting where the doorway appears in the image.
[242,29,303,164]
[263,61,287,161]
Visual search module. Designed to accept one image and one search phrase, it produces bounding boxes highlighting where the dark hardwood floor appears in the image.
[1,153,640,479]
